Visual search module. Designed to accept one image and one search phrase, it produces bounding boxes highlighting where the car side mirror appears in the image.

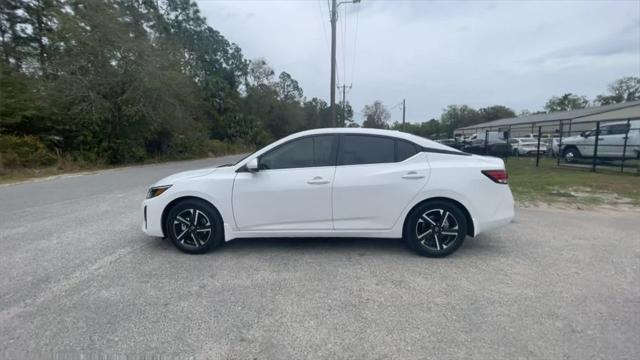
[580,131,586,137]
[246,158,259,172]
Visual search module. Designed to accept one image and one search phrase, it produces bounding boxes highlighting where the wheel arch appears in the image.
[403,197,475,238]
[562,145,581,156]
[161,196,223,238]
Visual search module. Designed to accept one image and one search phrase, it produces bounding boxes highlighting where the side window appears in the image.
[259,135,336,170]
[396,140,418,161]
[314,135,336,166]
[341,135,395,165]
[601,124,629,135]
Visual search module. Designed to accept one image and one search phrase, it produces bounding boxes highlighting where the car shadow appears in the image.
[144,234,503,259]
[219,237,407,254]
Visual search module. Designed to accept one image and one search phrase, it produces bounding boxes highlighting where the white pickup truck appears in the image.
[560,120,640,162]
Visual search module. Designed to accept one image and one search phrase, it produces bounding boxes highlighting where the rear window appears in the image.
[339,135,421,165]
[397,140,418,161]
[341,135,395,165]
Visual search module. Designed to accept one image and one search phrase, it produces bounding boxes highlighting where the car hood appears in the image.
[152,168,217,187]
[559,135,583,144]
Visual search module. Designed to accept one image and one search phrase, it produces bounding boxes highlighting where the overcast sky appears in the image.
[196,0,640,123]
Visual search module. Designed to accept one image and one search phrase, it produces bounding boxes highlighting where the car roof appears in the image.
[287,128,462,152]
[601,119,640,126]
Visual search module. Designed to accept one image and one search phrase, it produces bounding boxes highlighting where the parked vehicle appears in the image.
[462,131,511,156]
[560,120,640,162]
[551,137,561,157]
[142,128,514,257]
[509,138,547,156]
[436,138,457,146]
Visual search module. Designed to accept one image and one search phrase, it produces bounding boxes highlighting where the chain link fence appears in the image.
[452,118,640,174]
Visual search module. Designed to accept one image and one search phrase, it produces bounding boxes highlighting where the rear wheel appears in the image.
[405,201,468,257]
[165,199,223,254]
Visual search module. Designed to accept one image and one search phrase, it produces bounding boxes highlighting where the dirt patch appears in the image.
[518,187,639,211]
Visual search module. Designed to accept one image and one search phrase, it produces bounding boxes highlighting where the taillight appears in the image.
[482,169,508,184]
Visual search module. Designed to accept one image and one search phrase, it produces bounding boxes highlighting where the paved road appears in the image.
[0,156,638,359]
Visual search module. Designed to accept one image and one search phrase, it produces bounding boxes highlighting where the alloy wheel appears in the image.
[415,209,460,251]
[172,209,213,248]
[564,150,576,163]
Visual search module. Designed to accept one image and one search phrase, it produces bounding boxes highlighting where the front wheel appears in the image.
[165,199,224,254]
[405,201,468,257]
[563,147,581,163]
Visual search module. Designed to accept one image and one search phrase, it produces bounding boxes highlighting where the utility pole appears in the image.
[330,0,360,127]
[330,0,337,127]
[402,99,406,130]
[337,84,352,126]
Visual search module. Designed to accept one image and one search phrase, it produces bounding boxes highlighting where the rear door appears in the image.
[332,135,429,230]
[597,123,630,157]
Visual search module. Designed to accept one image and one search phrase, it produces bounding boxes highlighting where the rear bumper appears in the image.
[476,186,514,234]
[476,213,513,234]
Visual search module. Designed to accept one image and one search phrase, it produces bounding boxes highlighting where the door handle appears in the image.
[307,176,330,185]
[402,171,425,179]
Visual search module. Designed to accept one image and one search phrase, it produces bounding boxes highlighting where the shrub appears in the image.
[207,139,253,157]
[0,135,57,168]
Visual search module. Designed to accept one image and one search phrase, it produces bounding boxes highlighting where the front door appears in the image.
[232,135,337,231]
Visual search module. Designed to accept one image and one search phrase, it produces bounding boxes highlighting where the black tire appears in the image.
[562,147,581,163]
[405,200,468,257]
[165,199,224,254]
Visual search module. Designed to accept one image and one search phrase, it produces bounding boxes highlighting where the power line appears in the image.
[337,83,352,126]
[388,101,403,111]
[341,4,347,90]
[316,0,330,53]
[350,3,359,85]
[329,0,360,127]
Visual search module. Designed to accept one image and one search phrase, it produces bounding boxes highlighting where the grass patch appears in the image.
[0,144,252,185]
[506,157,640,208]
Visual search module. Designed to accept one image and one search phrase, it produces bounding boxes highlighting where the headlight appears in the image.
[146,185,172,199]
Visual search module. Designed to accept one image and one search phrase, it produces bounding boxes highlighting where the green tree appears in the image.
[478,105,516,122]
[247,58,275,87]
[544,93,589,112]
[362,101,390,129]
[337,101,354,127]
[275,71,303,104]
[0,0,30,71]
[0,63,38,130]
[440,105,482,136]
[595,77,640,105]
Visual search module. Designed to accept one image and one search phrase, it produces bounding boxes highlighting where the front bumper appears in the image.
[141,198,165,237]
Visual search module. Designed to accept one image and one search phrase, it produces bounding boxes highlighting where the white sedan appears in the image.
[142,128,514,257]
[509,138,547,156]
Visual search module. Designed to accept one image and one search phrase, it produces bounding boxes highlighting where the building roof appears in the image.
[455,100,640,131]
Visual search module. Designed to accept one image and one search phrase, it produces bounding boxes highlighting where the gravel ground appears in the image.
[0,155,638,359]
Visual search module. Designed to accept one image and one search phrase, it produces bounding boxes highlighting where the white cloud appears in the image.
[197,0,640,123]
